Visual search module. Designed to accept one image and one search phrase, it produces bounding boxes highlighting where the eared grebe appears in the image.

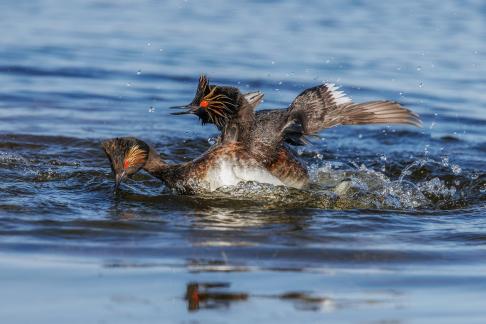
[102,136,307,194]
[103,76,421,193]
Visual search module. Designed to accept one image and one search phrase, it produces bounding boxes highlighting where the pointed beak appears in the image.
[169,104,198,115]
[114,170,127,193]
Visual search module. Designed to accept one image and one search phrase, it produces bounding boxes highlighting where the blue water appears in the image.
[1,0,485,323]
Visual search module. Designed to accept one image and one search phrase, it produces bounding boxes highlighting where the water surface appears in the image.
[1,0,485,323]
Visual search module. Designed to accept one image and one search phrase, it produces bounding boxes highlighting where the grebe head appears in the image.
[169,74,242,128]
[101,137,150,192]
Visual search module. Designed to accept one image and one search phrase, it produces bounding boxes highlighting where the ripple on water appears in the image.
[1,134,484,213]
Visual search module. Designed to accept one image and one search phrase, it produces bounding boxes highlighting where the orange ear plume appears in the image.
[123,145,147,169]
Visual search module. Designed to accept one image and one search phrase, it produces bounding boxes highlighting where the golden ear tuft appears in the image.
[124,145,147,168]
[202,86,236,123]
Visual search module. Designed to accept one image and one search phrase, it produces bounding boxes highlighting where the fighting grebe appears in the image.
[103,76,421,193]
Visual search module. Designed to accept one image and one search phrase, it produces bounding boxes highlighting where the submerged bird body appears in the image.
[103,138,308,194]
[103,75,421,194]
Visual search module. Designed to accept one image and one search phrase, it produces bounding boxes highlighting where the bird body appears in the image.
[103,138,308,194]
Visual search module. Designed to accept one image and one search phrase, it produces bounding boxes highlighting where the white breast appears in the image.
[205,159,284,191]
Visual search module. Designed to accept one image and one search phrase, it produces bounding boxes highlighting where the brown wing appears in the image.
[286,83,421,139]
[323,100,422,128]
[244,91,264,108]
[248,84,421,162]
[287,83,350,134]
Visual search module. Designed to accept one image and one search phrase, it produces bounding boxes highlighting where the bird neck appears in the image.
[142,147,169,177]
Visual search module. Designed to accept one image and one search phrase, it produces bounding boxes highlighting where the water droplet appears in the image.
[271,61,275,65]
[207,137,217,145]
[136,70,142,75]
[358,133,363,139]
[147,42,152,46]
[126,82,131,87]
[416,65,422,72]
[325,59,331,64]
[278,81,282,85]
[418,81,423,88]
[441,156,449,167]
[148,106,155,113]
[451,164,462,175]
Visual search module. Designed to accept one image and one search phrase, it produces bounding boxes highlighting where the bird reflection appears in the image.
[185,282,248,311]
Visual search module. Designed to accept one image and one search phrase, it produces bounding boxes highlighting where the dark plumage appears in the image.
[171,76,421,162]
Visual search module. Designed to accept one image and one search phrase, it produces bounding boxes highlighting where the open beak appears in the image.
[114,170,127,193]
[169,104,198,115]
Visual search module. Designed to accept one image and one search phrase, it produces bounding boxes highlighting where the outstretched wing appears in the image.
[249,83,421,161]
[284,83,421,143]
[287,83,351,134]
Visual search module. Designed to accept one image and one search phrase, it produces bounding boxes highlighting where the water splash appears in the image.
[200,155,481,210]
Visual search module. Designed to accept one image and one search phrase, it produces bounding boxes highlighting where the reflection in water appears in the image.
[185,282,248,311]
[184,282,399,313]
[279,292,336,312]
[187,259,250,273]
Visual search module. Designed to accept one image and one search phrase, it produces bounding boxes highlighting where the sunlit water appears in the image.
[1,0,486,323]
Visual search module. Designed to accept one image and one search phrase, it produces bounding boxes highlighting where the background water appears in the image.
[1,0,486,323]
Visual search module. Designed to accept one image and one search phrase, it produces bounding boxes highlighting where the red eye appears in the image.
[199,100,209,108]
[123,160,129,169]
